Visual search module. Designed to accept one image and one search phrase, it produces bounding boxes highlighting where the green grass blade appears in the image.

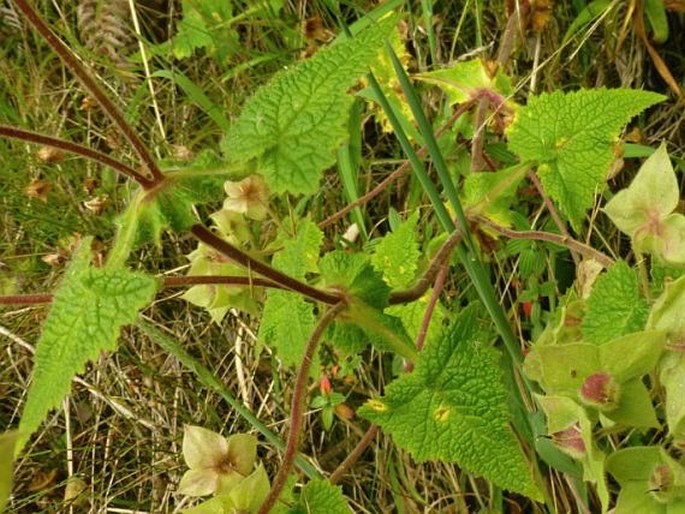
[384,42,474,252]
[337,99,369,241]
[152,70,230,132]
[138,318,322,480]
[365,72,454,232]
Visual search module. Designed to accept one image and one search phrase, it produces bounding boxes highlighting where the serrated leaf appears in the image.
[507,88,664,230]
[370,211,420,288]
[320,251,390,309]
[358,304,541,500]
[258,220,322,367]
[414,58,515,107]
[581,261,649,344]
[222,16,397,194]
[18,239,159,450]
[259,292,316,368]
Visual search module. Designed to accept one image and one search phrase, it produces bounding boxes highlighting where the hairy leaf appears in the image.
[507,89,664,230]
[581,261,648,344]
[359,304,541,500]
[371,211,420,288]
[222,16,397,194]
[18,239,159,449]
[320,251,390,309]
[113,153,233,262]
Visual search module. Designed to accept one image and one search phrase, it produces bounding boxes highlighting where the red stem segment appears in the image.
[190,225,342,305]
[257,302,347,514]
[0,125,154,187]
[12,0,164,185]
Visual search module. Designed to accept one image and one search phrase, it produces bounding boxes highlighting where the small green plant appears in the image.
[1,1,682,513]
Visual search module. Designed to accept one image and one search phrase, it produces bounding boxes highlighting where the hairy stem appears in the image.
[13,0,164,185]
[257,302,346,514]
[191,225,342,305]
[329,425,379,484]
[478,217,614,267]
[527,170,580,265]
[0,125,154,187]
[415,262,449,352]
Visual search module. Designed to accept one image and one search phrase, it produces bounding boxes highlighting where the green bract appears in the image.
[604,144,685,266]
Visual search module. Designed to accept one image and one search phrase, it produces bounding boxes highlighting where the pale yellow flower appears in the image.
[223,175,269,220]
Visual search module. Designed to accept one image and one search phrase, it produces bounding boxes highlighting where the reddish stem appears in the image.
[191,225,342,305]
[415,262,449,352]
[0,125,154,188]
[328,425,379,485]
[257,302,347,514]
[12,0,164,185]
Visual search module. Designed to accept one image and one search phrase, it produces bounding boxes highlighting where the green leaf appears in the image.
[222,15,397,194]
[320,251,390,309]
[358,304,541,500]
[258,219,322,367]
[462,163,528,226]
[274,479,350,514]
[414,58,515,107]
[18,239,159,450]
[581,261,649,344]
[507,88,664,230]
[370,211,420,288]
[660,351,685,446]
[169,0,238,64]
[0,431,18,514]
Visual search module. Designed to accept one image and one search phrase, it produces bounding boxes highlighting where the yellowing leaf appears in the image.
[604,144,678,236]
[370,211,420,288]
[415,58,514,106]
[18,239,159,451]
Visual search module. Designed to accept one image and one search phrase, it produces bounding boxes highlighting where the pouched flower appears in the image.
[223,175,269,220]
[177,425,257,497]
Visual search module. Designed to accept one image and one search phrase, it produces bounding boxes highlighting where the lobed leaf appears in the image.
[222,16,398,194]
[18,239,159,450]
[507,88,664,230]
[358,304,541,500]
